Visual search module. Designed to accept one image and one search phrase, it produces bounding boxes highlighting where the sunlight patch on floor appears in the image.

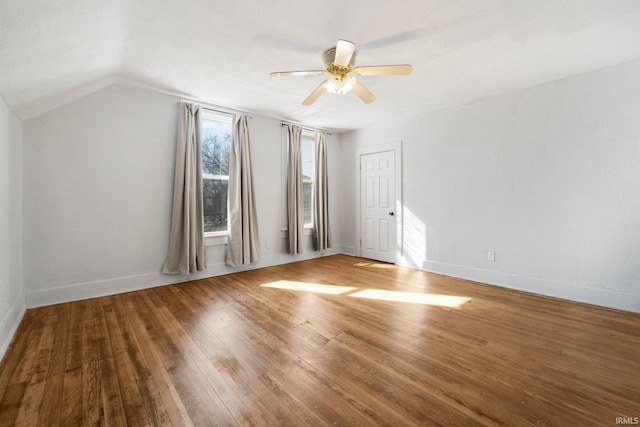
[348,289,471,308]
[261,281,471,308]
[261,280,357,295]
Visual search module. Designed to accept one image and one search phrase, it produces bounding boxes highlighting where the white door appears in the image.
[360,150,396,263]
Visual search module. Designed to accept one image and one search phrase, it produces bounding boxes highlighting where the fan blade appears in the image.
[353,64,412,76]
[334,39,356,66]
[302,80,328,106]
[352,81,376,104]
[270,70,326,77]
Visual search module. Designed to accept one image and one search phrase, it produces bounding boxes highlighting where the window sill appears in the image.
[204,232,228,247]
[280,226,314,236]
[207,227,313,247]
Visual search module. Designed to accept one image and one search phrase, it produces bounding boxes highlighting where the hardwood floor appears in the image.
[1,254,639,426]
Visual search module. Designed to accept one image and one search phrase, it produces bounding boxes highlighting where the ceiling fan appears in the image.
[270,39,412,106]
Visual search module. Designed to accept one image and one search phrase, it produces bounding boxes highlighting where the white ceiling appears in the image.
[2,0,640,132]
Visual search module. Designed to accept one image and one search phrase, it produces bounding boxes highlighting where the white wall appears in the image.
[340,59,640,313]
[0,96,24,359]
[22,84,341,307]
[17,58,640,315]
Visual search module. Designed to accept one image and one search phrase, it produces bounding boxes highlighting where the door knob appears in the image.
[389,212,394,216]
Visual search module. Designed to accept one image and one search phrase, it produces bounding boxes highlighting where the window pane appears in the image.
[301,134,314,226]
[301,136,313,181]
[202,118,231,176]
[203,179,228,232]
[201,112,231,234]
[303,181,312,224]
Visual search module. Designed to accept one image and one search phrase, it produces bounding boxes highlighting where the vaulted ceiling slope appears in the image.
[2,0,640,132]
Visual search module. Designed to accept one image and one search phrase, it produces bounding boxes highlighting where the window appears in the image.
[282,127,316,233]
[201,111,232,234]
[301,132,314,227]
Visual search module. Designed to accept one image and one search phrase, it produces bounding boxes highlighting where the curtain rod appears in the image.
[281,121,332,135]
[176,100,252,118]
[176,100,330,134]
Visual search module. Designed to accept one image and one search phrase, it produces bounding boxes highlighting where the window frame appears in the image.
[300,130,315,229]
[201,109,233,242]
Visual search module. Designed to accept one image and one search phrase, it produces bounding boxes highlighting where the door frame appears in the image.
[355,141,403,262]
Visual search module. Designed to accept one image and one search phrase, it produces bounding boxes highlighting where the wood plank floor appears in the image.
[1,254,639,426]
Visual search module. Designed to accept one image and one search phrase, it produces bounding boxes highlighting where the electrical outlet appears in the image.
[266,239,271,249]
[487,251,495,262]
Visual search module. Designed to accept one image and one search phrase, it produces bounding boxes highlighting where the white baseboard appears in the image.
[26,272,181,308]
[25,247,344,309]
[421,260,640,313]
[25,251,640,314]
[0,293,26,362]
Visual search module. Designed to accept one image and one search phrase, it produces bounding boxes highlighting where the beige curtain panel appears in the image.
[226,114,261,266]
[313,130,332,252]
[286,125,304,254]
[162,102,207,275]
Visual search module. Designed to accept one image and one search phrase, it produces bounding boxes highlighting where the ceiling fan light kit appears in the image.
[270,39,412,106]
[324,75,357,95]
